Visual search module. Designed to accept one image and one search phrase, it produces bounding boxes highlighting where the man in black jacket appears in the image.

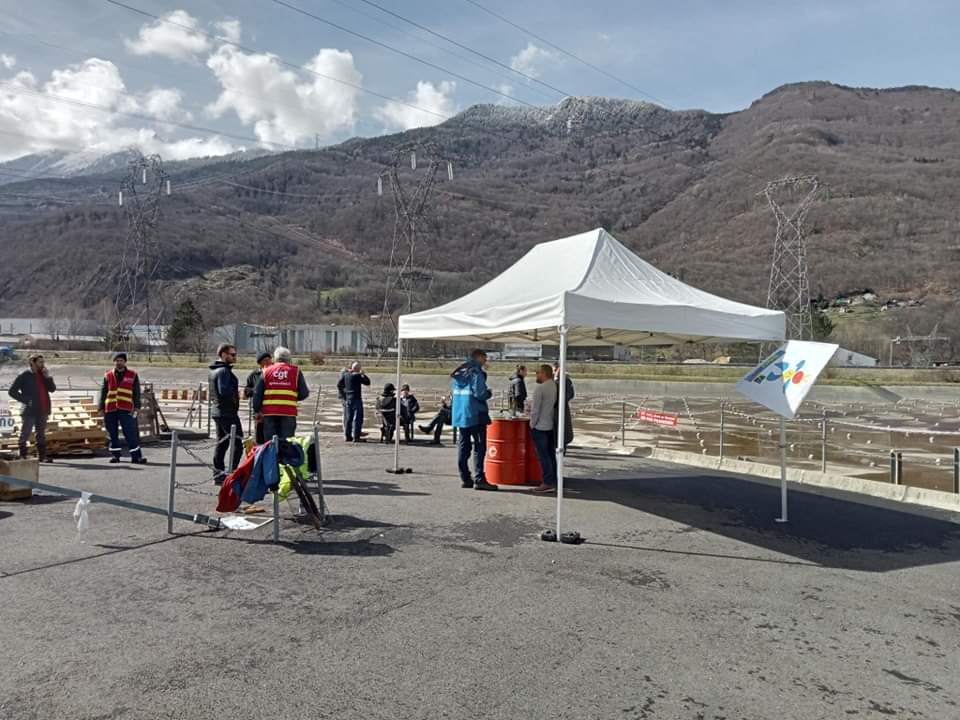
[243,351,272,444]
[507,365,528,414]
[337,361,370,442]
[8,353,56,461]
[209,344,243,482]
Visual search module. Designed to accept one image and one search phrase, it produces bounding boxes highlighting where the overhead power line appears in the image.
[0,81,297,150]
[0,29,341,125]
[0,167,72,182]
[270,0,536,107]
[462,0,672,107]
[319,0,557,103]
[353,0,570,99]
[106,0,449,121]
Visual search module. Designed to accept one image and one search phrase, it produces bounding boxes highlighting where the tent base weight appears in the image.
[541,530,583,544]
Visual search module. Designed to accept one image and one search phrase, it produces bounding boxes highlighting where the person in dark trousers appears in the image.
[98,352,146,464]
[252,346,310,442]
[507,365,528,414]
[376,383,398,443]
[8,353,56,462]
[552,361,575,453]
[419,394,452,445]
[451,349,497,491]
[336,366,349,438]
[339,360,370,442]
[243,351,272,445]
[209,343,243,484]
[529,364,558,492]
[398,384,420,441]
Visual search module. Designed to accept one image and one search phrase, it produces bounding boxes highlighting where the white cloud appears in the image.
[375,80,456,131]
[510,43,556,79]
[214,19,242,44]
[141,88,193,122]
[0,54,15,70]
[494,82,515,105]
[0,58,234,162]
[125,9,211,62]
[206,45,361,146]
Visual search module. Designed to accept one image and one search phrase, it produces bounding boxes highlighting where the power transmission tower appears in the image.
[115,152,170,358]
[761,175,820,340]
[889,324,950,367]
[373,141,452,354]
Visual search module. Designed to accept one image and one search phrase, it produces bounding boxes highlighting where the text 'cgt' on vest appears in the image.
[262,362,299,417]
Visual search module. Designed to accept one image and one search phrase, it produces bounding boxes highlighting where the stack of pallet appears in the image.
[1,397,106,457]
[159,387,208,401]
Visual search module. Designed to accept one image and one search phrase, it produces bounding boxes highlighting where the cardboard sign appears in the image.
[736,341,838,419]
[0,411,14,436]
[637,409,679,427]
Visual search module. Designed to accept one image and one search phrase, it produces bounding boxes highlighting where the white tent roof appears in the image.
[399,228,785,346]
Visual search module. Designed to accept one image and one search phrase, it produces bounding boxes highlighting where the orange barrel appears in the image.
[525,425,543,485]
[484,418,527,485]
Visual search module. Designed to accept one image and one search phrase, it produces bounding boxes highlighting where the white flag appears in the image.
[736,341,838,419]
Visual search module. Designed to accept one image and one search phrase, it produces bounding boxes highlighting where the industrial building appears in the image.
[210,323,369,355]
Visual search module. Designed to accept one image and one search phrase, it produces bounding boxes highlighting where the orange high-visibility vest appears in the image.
[261,362,299,417]
[104,369,137,413]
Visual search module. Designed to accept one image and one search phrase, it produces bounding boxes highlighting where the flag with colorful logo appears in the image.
[736,341,839,419]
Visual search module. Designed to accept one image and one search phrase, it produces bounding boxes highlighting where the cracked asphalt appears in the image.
[2,439,960,720]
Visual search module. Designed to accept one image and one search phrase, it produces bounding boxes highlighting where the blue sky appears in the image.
[1,0,958,161]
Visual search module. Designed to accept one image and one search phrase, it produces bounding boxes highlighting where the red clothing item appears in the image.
[216,445,258,513]
[35,372,50,416]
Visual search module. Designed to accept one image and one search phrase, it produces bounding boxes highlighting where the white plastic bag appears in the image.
[73,491,91,543]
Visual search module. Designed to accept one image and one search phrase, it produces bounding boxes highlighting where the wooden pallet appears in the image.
[4,398,106,457]
[159,388,208,401]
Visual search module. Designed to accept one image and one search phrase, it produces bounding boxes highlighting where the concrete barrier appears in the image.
[591,440,960,522]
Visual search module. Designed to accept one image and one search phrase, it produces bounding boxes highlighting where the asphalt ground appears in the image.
[2,439,960,720]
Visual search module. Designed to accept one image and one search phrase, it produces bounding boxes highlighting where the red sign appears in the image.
[636,409,679,427]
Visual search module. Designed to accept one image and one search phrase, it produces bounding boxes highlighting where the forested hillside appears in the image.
[1,82,958,357]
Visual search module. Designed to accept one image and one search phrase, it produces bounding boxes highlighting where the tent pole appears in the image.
[776,416,788,523]
[555,326,568,538]
[393,337,402,473]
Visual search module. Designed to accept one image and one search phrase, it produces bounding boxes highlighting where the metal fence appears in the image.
[593,395,960,495]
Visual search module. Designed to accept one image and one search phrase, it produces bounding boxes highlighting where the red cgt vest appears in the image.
[261,362,299,417]
[104,369,137,413]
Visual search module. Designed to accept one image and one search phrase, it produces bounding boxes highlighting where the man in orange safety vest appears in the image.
[98,351,147,464]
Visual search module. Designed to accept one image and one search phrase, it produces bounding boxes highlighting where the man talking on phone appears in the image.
[8,353,56,462]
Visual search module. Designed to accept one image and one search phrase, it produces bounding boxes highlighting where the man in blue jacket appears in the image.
[451,349,498,491]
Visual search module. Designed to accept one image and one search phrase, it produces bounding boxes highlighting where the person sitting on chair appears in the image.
[376,383,398,443]
[398,384,420,442]
[419,394,452,445]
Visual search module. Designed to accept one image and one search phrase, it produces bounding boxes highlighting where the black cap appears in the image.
[112,351,127,361]
[256,351,272,364]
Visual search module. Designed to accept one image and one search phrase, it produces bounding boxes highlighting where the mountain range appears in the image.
[0,82,958,357]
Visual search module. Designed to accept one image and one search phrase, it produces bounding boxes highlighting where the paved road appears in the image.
[2,440,959,719]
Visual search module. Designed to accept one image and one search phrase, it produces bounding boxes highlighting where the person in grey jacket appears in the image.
[530,364,558,492]
[8,353,56,461]
[507,365,528,414]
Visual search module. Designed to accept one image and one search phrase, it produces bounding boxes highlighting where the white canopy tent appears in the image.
[394,228,786,536]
